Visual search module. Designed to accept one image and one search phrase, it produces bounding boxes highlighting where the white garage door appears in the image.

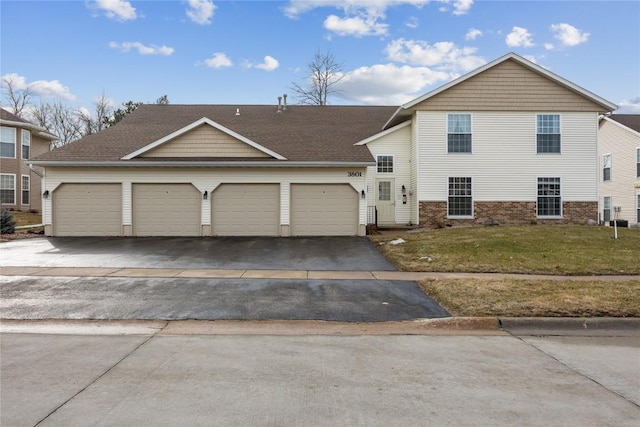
[291,184,358,236]
[53,183,121,236]
[212,184,279,236]
[132,184,200,236]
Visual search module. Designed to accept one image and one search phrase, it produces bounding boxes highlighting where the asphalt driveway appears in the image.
[0,236,395,271]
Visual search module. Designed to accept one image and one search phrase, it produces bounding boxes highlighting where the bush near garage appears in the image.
[1,209,16,234]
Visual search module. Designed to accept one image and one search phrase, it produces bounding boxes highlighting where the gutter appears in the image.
[28,160,376,168]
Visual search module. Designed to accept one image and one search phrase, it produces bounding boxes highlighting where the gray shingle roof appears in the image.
[609,114,640,133]
[35,104,399,163]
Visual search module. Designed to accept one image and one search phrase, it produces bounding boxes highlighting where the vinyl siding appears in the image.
[416,111,599,203]
[413,59,606,112]
[142,124,270,158]
[598,119,640,224]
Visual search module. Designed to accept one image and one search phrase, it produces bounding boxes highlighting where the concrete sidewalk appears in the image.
[2,265,639,281]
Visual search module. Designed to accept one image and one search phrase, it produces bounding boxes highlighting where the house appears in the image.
[598,114,640,226]
[0,109,58,212]
[30,53,617,237]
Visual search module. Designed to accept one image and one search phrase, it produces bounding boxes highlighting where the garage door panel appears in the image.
[212,184,279,236]
[291,184,358,236]
[133,184,200,236]
[53,183,121,236]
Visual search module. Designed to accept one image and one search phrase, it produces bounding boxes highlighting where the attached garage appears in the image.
[132,183,201,236]
[53,183,122,236]
[291,184,358,236]
[212,184,279,236]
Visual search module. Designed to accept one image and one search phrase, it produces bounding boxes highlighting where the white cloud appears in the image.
[186,0,216,25]
[617,96,640,113]
[522,55,537,64]
[544,43,555,51]
[1,73,76,101]
[335,63,451,104]
[109,41,174,56]
[451,0,473,15]
[245,55,280,71]
[93,0,137,21]
[324,14,388,37]
[550,23,589,47]
[405,17,419,29]
[385,39,485,73]
[506,26,535,47]
[204,53,232,68]
[465,28,482,40]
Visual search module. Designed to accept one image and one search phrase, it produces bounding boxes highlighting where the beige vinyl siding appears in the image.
[414,59,606,112]
[416,111,599,203]
[598,119,640,224]
[143,124,270,158]
[53,183,121,236]
[410,116,419,224]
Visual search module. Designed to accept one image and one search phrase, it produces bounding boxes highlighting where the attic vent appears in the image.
[236,108,240,116]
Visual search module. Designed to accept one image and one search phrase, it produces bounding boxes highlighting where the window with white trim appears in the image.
[21,175,30,205]
[1,127,16,158]
[21,130,31,160]
[603,196,611,222]
[448,177,472,217]
[377,155,393,173]
[637,194,640,223]
[537,177,561,217]
[0,174,16,205]
[603,153,611,181]
[536,114,560,153]
[447,114,472,153]
[636,148,639,178]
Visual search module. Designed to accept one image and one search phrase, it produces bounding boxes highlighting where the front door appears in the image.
[376,179,395,224]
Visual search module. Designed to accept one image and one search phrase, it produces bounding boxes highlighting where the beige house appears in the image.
[31,53,617,237]
[0,110,57,212]
[598,115,640,226]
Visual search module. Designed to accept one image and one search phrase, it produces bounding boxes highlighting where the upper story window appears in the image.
[537,177,562,217]
[448,177,473,217]
[377,155,393,173]
[447,114,472,153]
[21,130,31,160]
[1,127,16,158]
[603,154,611,181]
[536,114,560,153]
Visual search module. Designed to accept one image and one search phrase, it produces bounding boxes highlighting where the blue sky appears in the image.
[1,0,639,114]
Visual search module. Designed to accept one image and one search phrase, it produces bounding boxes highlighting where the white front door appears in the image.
[376,178,395,224]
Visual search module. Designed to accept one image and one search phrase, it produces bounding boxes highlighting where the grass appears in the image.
[10,211,42,227]
[370,225,640,275]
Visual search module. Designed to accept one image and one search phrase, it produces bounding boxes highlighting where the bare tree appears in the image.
[290,51,344,106]
[78,93,112,135]
[1,75,32,117]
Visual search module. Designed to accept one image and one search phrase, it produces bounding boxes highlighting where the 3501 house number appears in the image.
[347,171,362,177]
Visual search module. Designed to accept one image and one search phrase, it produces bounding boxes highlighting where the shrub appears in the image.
[1,209,16,234]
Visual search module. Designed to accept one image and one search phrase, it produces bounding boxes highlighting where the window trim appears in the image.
[603,196,611,223]
[0,173,16,205]
[536,114,561,154]
[21,174,30,205]
[447,176,473,218]
[636,148,639,178]
[602,153,612,182]
[21,129,31,160]
[536,176,563,218]
[0,127,17,159]
[376,155,394,174]
[447,113,472,154]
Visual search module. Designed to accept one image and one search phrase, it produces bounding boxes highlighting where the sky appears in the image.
[1,0,639,116]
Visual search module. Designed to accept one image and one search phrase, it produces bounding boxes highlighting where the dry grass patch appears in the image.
[419,278,640,317]
[10,211,42,227]
[371,225,640,275]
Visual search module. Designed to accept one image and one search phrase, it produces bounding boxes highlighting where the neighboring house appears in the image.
[31,53,617,237]
[598,114,640,226]
[0,109,58,212]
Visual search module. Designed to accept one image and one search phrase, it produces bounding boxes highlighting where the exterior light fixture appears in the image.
[203,191,208,200]
[401,185,406,194]
[361,190,366,199]
[43,190,49,199]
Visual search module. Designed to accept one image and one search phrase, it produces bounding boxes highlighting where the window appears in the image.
[21,175,30,205]
[603,196,611,222]
[637,195,640,224]
[378,181,391,201]
[637,148,639,178]
[448,177,472,217]
[603,154,611,181]
[21,130,31,160]
[1,127,16,158]
[447,114,472,153]
[0,174,16,205]
[536,114,560,153]
[537,177,561,217]
[377,155,393,173]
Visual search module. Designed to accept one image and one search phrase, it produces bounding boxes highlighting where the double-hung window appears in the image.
[0,174,16,205]
[21,130,31,160]
[603,196,611,222]
[536,114,560,153]
[637,195,640,223]
[377,155,393,173]
[603,154,611,181]
[21,175,30,205]
[537,177,561,217]
[447,114,472,153]
[448,177,472,217]
[1,127,16,158]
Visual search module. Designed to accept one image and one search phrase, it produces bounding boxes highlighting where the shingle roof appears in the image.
[609,114,640,133]
[1,108,59,140]
[34,104,399,163]
[0,108,30,123]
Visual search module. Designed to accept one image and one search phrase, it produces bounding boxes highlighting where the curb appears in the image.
[498,317,640,336]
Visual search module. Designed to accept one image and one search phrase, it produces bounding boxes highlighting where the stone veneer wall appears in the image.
[419,201,598,228]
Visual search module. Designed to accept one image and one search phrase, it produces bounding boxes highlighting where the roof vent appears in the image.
[283,94,287,111]
[277,96,282,113]
[235,108,240,116]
